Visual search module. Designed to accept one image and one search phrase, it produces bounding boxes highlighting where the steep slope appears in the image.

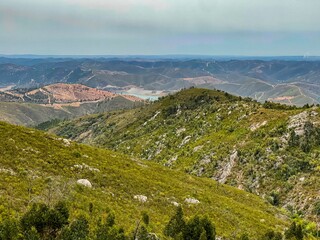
[51,88,320,221]
[0,121,288,238]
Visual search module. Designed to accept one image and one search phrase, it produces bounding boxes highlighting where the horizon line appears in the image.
[0,54,319,59]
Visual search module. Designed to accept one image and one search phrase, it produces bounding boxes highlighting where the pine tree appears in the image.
[164,206,186,238]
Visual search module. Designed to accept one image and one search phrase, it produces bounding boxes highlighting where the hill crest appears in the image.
[49,87,320,221]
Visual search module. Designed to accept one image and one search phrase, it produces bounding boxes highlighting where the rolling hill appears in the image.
[0,83,143,126]
[0,120,289,239]
[49,88,320,222]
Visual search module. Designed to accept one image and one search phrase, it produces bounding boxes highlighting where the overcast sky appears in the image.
[1,0,320,56]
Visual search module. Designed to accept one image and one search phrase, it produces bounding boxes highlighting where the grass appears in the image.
[50,88,320,223]
[0,120,289,238]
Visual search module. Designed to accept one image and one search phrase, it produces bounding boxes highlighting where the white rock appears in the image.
[0,168,16,176]
[185,198,200,204]
[288,111,308,136]
[299,177,305,182]
[176,127,186,136]
[179,136,191,147]
[73,163,100,172]
[193,145,203,152]
[171,201,180,207]
[311,111,318,117]
[76,179,92,188]
[134,195,148,203]
[58,138,71,146]
[219,150,238,184]
[250,121,267,131]
[143,111,161,126]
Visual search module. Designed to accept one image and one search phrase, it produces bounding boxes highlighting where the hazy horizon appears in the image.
[1,0,320,56]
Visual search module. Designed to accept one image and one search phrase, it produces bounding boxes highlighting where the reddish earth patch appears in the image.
[27,83,143,103]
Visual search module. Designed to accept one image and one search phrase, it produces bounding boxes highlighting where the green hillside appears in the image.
[0,120,290,239]
[0,96,141,126]
[50,88,320,222]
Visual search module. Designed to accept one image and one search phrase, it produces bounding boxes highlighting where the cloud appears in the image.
[64,0,169,12]
[2,0,320,34]
[0,0,320,55]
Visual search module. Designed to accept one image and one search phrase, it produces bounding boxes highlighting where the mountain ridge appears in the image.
[49,88,320,222]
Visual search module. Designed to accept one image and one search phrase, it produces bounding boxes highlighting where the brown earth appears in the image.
[24,83,143,103]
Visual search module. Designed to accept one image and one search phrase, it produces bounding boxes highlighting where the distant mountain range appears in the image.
[0,57,319,106]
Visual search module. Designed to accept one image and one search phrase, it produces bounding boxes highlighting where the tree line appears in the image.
[0,202,307,240]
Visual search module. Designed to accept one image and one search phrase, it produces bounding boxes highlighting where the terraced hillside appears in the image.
[50,88,320,222]
[0,83,143,126]
[0,121,289,239]
[2,83,142,104]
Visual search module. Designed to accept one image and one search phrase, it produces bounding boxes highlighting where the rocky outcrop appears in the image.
[288,111,309,136]
[218,150,238,184]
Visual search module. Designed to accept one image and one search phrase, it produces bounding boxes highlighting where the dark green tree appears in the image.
[164,206,186,238]
[285,222,303,240]
[142,212,149,226]
[60,215,89,240]
[0,219,19,240]
[183,216,215,240]
[314,200,320,237]
[238,233,250,240]
[95,212,127,240]
[20,201,69,239]
[20,203,49,237]
[261,230,283,240]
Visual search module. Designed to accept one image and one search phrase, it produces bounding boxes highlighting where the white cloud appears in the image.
[2,0,320,33]
[0,0,320,55]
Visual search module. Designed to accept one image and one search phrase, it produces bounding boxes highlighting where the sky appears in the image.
[1,0,320,56]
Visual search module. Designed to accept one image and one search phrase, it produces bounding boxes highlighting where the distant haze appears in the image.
[1,0,320,56]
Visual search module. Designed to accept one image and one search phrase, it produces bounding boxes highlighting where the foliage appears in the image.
[262,230,283,240]
[284,222,303,240]
[20,201,69,239]
[164,206,215,240]
[50,88,320,221]
[263,101,297,110]
[0,120,288,238]
[164,206,186,238]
